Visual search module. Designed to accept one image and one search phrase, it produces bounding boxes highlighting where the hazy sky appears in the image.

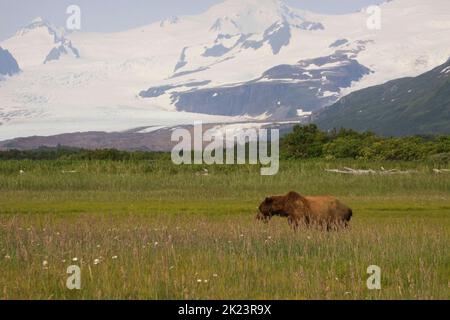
[0,0,379,41]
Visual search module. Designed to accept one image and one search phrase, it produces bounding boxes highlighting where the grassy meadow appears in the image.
[0,159,449,299]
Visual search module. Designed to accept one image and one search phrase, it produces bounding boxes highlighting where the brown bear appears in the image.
[257,191,352,230]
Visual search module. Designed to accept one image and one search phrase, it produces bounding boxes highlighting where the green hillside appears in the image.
[315,59,450,136]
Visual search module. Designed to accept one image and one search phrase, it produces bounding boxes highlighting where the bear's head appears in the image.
[256,192,302,222]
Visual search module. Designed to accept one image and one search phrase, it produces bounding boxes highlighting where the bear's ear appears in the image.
[265,197,273,204]
[287,191,301,200]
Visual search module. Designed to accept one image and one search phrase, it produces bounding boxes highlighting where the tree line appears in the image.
[0,125,449,162]
[0,146,170,161]
[281,125,450,162]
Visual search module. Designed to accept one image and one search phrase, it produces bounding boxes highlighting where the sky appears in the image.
[0,0,380,41]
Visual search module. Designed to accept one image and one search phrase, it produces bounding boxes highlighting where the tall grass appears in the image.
[0,159,449,299]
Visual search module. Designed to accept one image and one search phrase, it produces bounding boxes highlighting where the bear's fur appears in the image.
[257,191,352,230]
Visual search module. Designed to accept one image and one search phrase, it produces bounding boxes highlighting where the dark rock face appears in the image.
[202,34,250,58]
[202,44,230,57]
[329,39,349,48]
[44,45,68,63]
[295,21,324,31]
[240,20,292,55]
[172,82,316,118]
[0,47,20,76]
[209,17,240,32]
[174,47,188,72]
[140,85,178,98]
[171,67,210,79]
[241,40,264,50]
[265,51,372,89]
[263,21,291,55]
[44,40,80,64]
[171,51,371,119]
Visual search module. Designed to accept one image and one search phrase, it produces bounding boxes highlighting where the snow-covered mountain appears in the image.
[0,0,449,140]
[1,17,79,68]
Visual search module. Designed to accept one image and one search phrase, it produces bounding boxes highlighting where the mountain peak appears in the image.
[26,16,51,29]
[31,17,44,24]
[16,17,55,37]
[2,17,80,68]
[204,0,316,34]
[208,0,288,16]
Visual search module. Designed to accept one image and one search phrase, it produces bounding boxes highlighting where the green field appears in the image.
[0,159,449,299]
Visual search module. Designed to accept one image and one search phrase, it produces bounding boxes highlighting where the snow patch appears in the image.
[137,126,167,133]
[441,66,450,74]
[297,109,312,117]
